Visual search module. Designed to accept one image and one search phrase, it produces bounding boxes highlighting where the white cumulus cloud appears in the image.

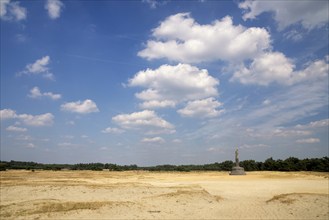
[45,0,64,19]
[138,13,270,63]
[138,12,328,87]
[296,138,320,144]
[295,119,329,129]
[17,113,54,126]
[0,109,17,120]
[61,99,99,114]
[272,128,311,138]
[307,119,329,128]
[28,86,61,100]
[101,127,125,134]
[19,56,54,80]
[0,109,54,126]
[262,99,271,105]
[6,125,27,132]
[26,143,36,148]
[231,53,328,86]
[178,97,224,118]
[112,110,174,134]
[239,0,329,30]
[0,0,27,21]
[1,109,54,126]
[129,63,219,108]
[142,0,162,9]
[26,56,50,73]
[141,136,165,144]
[139,100,176,109]
[239,144,270,149]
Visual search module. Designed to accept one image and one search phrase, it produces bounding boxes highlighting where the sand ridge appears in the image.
[0,170,328,219]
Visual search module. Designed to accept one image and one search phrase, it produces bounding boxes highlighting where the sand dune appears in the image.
[0,170,328,219]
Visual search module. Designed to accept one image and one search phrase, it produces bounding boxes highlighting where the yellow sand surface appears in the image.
[0,170,328,219]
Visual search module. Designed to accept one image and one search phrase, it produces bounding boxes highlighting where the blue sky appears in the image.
[1,0,328,166]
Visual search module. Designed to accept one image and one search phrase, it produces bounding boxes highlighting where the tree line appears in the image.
[0,157,328,172]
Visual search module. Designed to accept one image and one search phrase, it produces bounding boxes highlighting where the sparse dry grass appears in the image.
[0,200,134,218]
[150,189,223,203]
[266,193,297,204]
[266,193,329,205]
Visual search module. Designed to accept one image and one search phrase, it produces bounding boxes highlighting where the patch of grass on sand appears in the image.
[266,193,296,204]
[0,201,133,218]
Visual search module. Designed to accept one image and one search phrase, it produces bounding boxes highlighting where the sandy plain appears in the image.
[0,170,328,219]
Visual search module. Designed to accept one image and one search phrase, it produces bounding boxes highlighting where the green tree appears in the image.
[264,157,276,170]
[240,160,258,171]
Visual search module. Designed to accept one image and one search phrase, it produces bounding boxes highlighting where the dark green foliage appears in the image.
[264,157,277,171]
[239,160,258,171]
[0,157,328,172]
[72,163,104,171]
[220,160,234,171]
[303,157,329,172]
[0,162,8,171]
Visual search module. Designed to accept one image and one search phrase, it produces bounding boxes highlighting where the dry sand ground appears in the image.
[0,170,328,219]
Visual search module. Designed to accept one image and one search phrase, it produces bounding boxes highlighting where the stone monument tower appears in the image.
[230,148,246,175]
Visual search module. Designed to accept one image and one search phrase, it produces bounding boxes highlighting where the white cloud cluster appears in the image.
[26,143,36,148]
[141,136,165,144]
[239,0,329,30]
[272,128,311,138]
[309,119,329,128]
[129,63,219,109]
[26,56,50,73]
[142,0,165,9]
[0,0,27,21]
[112,110,174,134]
[6,125,27,132]
[138,13,270,63]
[61,99,99,114]
[45,0,64,19]
[129,64,222,118]
[19,56,54,80]
[296,138,320,144]
[239,144,270,149]
[0,109,17,120]
[0,109,54,126]
[243,126,313,139]
[296,119,329,129]
[231,53,329,86]
[178,98,224,118]
[101,127,125,134]
[139,100,176,109]
[28,86,61,100]
[18,113,54,126]
[139,13,328,87]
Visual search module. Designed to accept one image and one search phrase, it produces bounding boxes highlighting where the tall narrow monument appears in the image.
[230,148,246,175]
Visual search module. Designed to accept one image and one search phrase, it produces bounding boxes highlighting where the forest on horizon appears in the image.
[1,157,328,172]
